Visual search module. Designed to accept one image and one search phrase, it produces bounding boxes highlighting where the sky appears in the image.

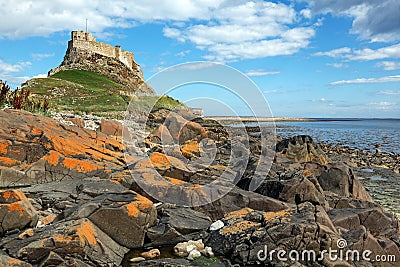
[0,0,400,118]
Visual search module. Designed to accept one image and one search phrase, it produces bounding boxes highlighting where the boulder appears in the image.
[2,218,128,266]
[318,163,373,201]
[276,135,331,164]
[58,191,157,249]
[99,119,123,136]
[206,203,339,265]
[0,190,38,236]
[147,208,211,246]
[0,109,129,186]
[0,254,32,267]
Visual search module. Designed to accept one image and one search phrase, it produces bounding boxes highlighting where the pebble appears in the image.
[209,220,224,231]
[140,248,160,259]
[129,257,146,263]
[187,249,201,260]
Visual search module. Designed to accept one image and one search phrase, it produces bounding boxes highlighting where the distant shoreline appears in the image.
[204,116,400,123]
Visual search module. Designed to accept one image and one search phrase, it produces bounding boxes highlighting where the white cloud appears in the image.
[31,53,55,60]
[313,47,351,58]
[32,73,48,79]
[0,1,316,62]
[326,63,348,68]
[367,101,397,110]
[377,90,400,95]
[0,59,31,73]
[330,75,400,85]
[314,43,400,62]
[304,0,400,42]
[245,70,280,77]
[376,61,400,71]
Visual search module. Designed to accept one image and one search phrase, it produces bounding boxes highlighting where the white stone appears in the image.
[187,249,201,261]
[200,246,214,257]
[210,220,224,231]
[129,257,145,263]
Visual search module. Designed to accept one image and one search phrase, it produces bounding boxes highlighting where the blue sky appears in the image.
[0,0,400,118]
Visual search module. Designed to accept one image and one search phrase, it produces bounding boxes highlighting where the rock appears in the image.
[38,251,64,266]
[161,112,207,144]
[209,220,224,231]
[0,109,131,187]
[18,229,34,240]
[38,213,57,227]
[174,240,205,257]
[195,187,292,221]
[99,119,123,136]
[276,135,331,164]
[200,246,214,257]
[147,208,211,246]
[141,248,160,259]
[256,175,327,206]
[0,190,38,236]
[206,203,339,265]
[129,257,146,263]
[187,249,201,260]
[2,218,128,266]
[0,254,32,267]
[85,192,157,249]
[318,163,373,201]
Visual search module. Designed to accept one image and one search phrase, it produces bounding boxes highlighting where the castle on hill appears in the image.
[69,31,135,71]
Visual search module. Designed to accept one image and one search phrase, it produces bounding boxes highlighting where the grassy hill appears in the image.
[22,69,185,117]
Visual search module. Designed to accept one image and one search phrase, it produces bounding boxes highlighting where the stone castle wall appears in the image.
[69,31,135,70]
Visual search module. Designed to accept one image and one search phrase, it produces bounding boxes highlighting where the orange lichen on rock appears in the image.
[303,169,313,177]
[43,151,60,166]
[0,157,19,166]
[263,209,293,223]
[8,202,25,217]
[149,152,171,170]
[30,128,43,136]
[126,194,154,217]
[73,221,97,245]
[225,208,253,220]
[166,177,186,185]
[181,141,200,157]
[63,158,102,172]
[222,220,261,235]
[1,190,26,202]
[0,142,8,155]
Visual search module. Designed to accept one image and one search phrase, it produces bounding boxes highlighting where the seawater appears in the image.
[271,119,400,154]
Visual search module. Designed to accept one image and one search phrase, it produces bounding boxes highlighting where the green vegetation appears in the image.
[22,69,186,117]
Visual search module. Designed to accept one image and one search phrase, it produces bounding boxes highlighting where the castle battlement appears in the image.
[68,31,135,70]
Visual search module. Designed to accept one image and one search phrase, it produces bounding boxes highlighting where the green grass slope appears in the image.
[23,69,186,117]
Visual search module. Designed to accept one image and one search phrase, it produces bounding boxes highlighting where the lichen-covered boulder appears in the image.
[0,190,38,236]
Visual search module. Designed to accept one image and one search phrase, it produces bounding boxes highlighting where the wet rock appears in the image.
[0,190,38,236]
[141,248,160,259]
[136,257,232,266]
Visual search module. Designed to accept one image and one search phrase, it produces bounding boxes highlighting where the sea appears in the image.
[271,118,400,154]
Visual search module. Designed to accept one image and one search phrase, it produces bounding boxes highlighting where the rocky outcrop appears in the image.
[0,109,131,187]
[49,33,155,95]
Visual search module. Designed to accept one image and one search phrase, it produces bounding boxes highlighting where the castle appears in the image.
[69,31,135,70]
